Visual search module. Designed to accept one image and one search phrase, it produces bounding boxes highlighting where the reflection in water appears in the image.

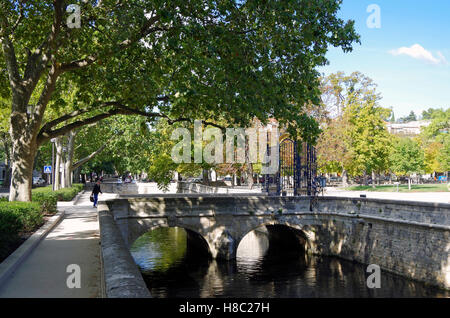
[130,227,449,298]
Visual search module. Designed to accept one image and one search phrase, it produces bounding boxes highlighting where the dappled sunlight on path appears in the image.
[0,190,109,298]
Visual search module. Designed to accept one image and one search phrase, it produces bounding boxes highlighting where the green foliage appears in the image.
[424,141,444,173]
[54,184,84,201]
[0,201,42,259]
[0,206,22,259]
[32,184,84,213]
[317,72,392,176]
[2,1,359,199]
[418,108,449,173]
[437,135,450,172]
[421,108,441,120]
[421,108,450,142]
[389,138,425,175]
[398,111,417,123]
[1,202,43,232]
[31,188,58,214]
[345,94,392,175]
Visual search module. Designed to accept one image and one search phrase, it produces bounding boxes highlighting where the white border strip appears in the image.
[0,209,65,287]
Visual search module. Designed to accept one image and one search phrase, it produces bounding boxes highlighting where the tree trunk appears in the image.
[246,164,254,189]
[3,138,11,187]
[9,142,36,201]
[64,130,76,188]
[9,112,38,201]
[64,161,71,188]
[202,169,210,186]
[372,171,376,188]
[61,157,66,189]
[342,168,348,187]
[54,137,63,190]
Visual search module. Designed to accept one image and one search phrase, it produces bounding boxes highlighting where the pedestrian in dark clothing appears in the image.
[92,180,102,208]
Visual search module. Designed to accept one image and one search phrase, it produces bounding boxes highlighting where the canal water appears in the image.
[130,227,449,298]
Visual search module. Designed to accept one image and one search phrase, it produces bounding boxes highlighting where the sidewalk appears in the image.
[324,187,450,204]
[0,191,116,298]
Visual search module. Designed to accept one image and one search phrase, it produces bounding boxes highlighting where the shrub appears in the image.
[0,208,21,259]
[2,202,43,231]
[0,202,42,260]
[54,184,84,201]
[0,184,83,260]
[31,184,83,213]
[32,187,58,214]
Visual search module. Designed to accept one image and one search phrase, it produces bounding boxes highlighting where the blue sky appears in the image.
[319,0,450,119]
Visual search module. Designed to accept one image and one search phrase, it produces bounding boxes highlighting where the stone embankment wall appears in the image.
[101,195,450,291]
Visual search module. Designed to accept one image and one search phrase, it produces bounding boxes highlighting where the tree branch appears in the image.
[72,143,108,171]
[0,8,21,88]
[23,0,65,84]
[37,101,225,145]
[37,103,162,145]
[59,14,161,73]
[11,1,25,35]
[40,103,116,132]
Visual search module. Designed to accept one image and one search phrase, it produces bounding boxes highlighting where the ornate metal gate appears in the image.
[264,139,317,196]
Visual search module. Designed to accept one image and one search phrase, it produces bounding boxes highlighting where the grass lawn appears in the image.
[344,183,449,192]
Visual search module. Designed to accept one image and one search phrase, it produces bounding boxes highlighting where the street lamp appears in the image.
[50,138,56,191]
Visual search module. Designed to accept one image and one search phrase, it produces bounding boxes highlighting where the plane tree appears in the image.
[0,0,359,201]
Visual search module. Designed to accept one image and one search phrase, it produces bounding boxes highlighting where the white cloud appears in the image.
[389,44,448,65]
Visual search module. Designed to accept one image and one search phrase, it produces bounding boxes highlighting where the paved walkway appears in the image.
[0,191,117,298]
[324,187,450,204]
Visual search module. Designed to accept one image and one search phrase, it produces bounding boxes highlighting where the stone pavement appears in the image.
[0,191,117,298]
[324,187,450,204]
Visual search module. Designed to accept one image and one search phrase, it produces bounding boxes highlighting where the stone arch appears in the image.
[236,219,313,257]
[126,218,212,257]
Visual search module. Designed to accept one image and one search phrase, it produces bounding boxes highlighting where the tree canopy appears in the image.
[0,0,360,201]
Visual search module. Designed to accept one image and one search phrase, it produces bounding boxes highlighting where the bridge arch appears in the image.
[236,220,314,258]
[125,217,243,260]
[128,223,212,259]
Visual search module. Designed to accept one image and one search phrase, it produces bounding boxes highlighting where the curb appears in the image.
[0,209,65,288]
[72,190,86,205]
[98,210,106,298]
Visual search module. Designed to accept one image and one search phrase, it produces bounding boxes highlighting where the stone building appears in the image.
[386,120,431,136]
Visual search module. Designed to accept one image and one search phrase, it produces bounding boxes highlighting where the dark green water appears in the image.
[130,227,449,298]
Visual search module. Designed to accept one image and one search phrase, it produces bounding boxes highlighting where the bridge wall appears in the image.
[176,181,263,194]
[87,181,261,195]
[103,195,450,290]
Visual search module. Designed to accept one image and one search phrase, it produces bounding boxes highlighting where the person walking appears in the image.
[91,179,102,208]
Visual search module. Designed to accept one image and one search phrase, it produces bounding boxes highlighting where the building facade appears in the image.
[386,120,431,136]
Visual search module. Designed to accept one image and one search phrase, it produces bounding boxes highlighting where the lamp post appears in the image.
[50,138,56,191]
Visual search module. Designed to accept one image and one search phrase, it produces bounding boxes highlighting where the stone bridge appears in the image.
[98,194,450,296]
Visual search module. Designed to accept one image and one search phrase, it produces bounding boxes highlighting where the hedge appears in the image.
[0,202,42,260]
[31,189,58,214]
[31,184,84,214]
[0,184,84,261]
